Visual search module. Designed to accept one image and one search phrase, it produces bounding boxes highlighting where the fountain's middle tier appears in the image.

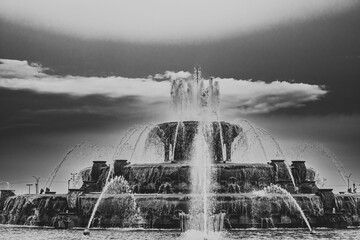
[80,159,318,195]
[153,121,241,162]
[124,163,275,194]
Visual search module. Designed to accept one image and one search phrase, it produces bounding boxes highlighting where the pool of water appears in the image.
[1,226,360,240]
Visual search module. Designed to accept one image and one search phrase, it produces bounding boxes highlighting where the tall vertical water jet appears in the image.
[189,122,213,233]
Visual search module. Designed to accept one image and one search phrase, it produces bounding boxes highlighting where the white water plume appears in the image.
[296,142,350,186]
[0,181,11,190]
[231,119,297,189]
[44,142,114,189]
[87,176,135,229]
[128,125,154,163]
[85,124,154,231]
[113,124,156,164]
[253,184,312,231]
[171,67,220,121]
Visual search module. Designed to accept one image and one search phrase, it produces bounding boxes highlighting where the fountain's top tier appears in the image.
[151,120,242,163]
[171,66,220,120]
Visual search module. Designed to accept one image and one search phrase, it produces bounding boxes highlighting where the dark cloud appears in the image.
[1,0,353,43]
[0,88,144,136]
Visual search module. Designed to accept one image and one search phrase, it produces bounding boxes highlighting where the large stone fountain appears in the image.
[1,67,360,231]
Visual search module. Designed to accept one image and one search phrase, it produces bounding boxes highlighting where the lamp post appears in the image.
[26,183,33,195]
[33,176,40,195]
[346,173,352,193]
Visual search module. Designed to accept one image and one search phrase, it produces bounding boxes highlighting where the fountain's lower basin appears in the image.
[78,193,325,229]
[1,191,359,229]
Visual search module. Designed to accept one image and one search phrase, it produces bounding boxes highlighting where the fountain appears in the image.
[1,66,359,235]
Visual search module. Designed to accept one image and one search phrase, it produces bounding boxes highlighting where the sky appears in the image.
[0,0,360,194]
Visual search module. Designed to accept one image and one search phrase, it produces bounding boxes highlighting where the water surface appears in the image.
[1,226,359,240]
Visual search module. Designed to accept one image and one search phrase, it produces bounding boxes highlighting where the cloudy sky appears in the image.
[0,0,359,193]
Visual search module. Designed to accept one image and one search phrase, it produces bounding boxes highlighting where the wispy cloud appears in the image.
[152,71,192,81]
[0,59,47,78]
[0,59,170,101]
[218,78,327,114]
[0,59,327,115]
